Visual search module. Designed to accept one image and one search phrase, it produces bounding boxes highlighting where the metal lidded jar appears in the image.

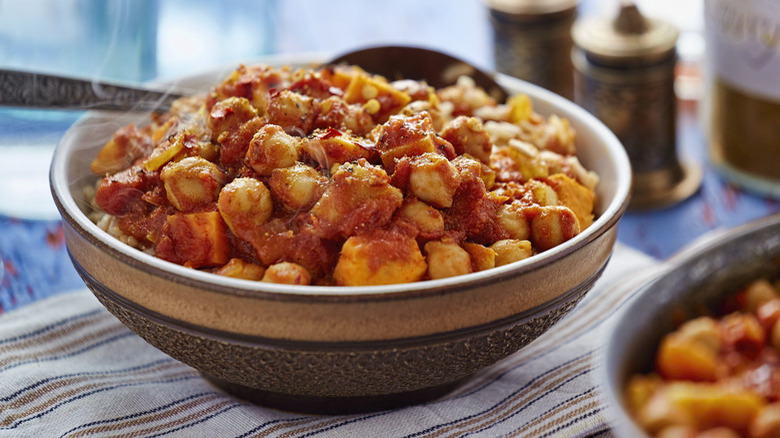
[572,2,701,210]
[704,0,780,197]
[487,0,578,100]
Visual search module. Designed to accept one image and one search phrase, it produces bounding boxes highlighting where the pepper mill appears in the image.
[572,2,701,210]
[487,0,578,100]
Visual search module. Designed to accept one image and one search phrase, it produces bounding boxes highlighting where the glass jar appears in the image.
[704,0,780,197]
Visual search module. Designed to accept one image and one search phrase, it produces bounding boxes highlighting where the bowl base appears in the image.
[203,374,467,415]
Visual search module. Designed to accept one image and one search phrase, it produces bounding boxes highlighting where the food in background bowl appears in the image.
[626,277,780,438]
[88,63,599,287]
[602,214,780,437]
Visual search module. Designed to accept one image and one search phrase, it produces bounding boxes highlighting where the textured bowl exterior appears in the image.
[51,56,631,412]
[603,214,780,437]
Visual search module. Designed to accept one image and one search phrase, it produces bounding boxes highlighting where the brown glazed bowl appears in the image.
[602,214,780,436]
[50,55,631,414]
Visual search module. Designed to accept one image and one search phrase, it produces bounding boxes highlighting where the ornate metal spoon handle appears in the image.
[0,69,191,112]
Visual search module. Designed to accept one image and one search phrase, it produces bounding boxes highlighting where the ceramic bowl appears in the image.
[50,55,631,414]
[602,214,780,436]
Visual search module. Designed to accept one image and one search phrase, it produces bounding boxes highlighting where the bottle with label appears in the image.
[704,0,780,197]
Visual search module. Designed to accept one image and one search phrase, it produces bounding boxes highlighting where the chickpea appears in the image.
[216,258,265,281]
[439,115,493,163]
[268,163,327,211]
[374,113,447,172]
[160,156,226,212]
[217,177,273,240]
[262,262,311,285]
[397,198,445,238]
[525,180,559,206]
[264,89,315,134]
[497,202,531,241]
[424,240,472,280]
[314,96,374,136]
[208,96,257,141]
[245,124,300,176]
[530,206,580,252]
[407,152,461,208]
[490,239,533,267]
[447,154,494,190]
[677,317,722,353]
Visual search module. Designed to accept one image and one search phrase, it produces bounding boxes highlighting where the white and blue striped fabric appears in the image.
[0,243,658,438]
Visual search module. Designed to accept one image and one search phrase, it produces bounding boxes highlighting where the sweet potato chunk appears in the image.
[545,173,596,229]
[334,229,426,286]
[374,113,454,171]
[156,211,229,268]
[91,124,153,174]
[656,332,719,382]
[463,242,496,272]
[302,128,373,169]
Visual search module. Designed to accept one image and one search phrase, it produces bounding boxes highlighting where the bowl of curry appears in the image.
[603,214,780,437]
[50,54,631,413]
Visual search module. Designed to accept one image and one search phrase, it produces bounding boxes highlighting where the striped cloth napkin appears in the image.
[0,243,659,438]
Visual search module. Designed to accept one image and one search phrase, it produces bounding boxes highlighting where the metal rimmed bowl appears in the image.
[50,54,631,414]
[602,214,780,436]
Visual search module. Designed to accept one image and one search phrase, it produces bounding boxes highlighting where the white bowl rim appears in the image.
[50,51,632,299]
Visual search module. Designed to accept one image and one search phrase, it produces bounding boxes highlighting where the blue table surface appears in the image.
[1,0,778,314]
